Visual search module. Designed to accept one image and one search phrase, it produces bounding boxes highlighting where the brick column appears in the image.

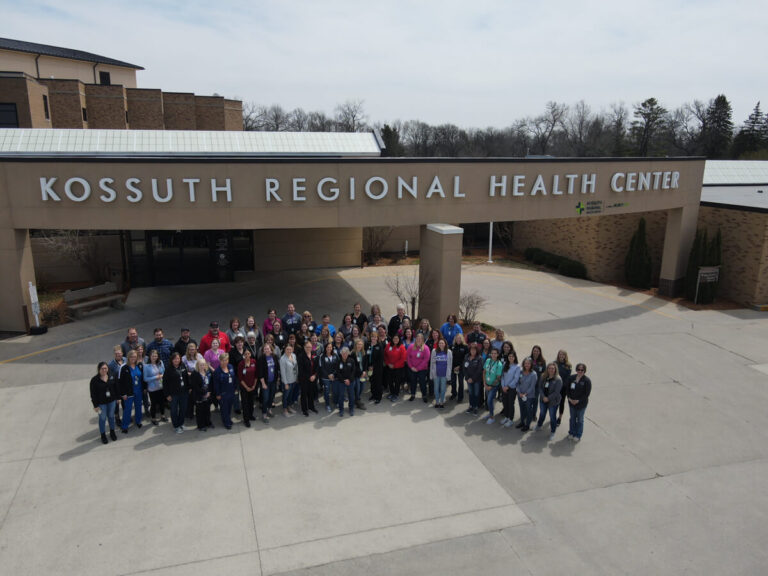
[418,224,463,325]
[659,204,699,296]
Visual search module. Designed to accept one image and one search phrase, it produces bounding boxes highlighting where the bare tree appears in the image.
[402,120,435,156]
[39,230,107,283]
[384,268,433,318]
[458,290,487,325]
[263,105,291,131]
[527,101,568,155]
[363,226,394,264]
[288,108,310,132]
[242,102,267,131]
[335,99,368,132]
[307,111,334,132]
[433,123,466,156]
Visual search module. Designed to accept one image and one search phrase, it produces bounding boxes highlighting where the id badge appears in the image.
[464,361,469,368]
[105,390,111,398]
[417,352,421,358]
[571,382,576,390]
[243,369,247,375]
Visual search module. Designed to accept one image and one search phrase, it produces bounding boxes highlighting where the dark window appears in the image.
[0,103,19,128]
[99,71,111,85]
[82,107,87,122]
[43,95,50,120]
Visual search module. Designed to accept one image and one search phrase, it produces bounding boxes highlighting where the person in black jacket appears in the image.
[566,363,592,442]
[90,362,119,444]
[318,341,338,413]
[450,333,469,402]
[335,346,357,417]
[298,341,318,416]
[163,352,190,434]
[190,358,213,431]
[367,331,385,403]
[118,350,144,433]
[463,343,484,415]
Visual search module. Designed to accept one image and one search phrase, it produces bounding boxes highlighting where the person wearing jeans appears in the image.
[535,363,563,440]
[463,343,484,414]
[483,348,503,424]
[318,342,337,412]
[213,354,236,430]
[566,363,592,442]
[335,346,357,416]
[517,357,537,432]
[258,344,281,423]
[118,350,144,433]
[406,333,430,402]
[500,350,520,428]
[90,362,118,444]
[429,338,452,408]
[163,352,190,433]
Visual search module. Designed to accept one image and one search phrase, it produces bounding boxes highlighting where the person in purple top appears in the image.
[429,337,453,408]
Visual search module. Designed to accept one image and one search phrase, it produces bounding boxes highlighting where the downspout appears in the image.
[92,63,98,84]
[34,54,40,78]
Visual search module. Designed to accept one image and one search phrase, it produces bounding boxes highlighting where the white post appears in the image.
[28,281,40,327]
[487,221,494,263]
[404,239,408,257]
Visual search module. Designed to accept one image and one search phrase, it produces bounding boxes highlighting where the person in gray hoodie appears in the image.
[535,363,563,440]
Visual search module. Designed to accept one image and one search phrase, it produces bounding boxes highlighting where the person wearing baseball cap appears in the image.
[199,321,231,355]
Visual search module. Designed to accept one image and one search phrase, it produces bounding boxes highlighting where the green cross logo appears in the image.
[576,202,585,214]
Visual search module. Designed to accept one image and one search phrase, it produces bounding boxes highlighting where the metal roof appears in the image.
[0,37,144,70]
[703,160,768,185]
[0,129,382,157]
[701,185,768,212]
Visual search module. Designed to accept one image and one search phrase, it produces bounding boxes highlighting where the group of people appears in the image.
[89,302,592,445]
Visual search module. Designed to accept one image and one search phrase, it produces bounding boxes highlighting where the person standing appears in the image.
[226,317,246,345]
[191,359,213,431]
[517,357,537,432]
[535,363,563,440]
[108,345,126,422]
[174,328,197,357]
[429,338,452,408]
[387,303,410,339]
[483,348,503,424]
[318,341,338,413]
[203,338,224,371]
[335,347,357,416]
[163,352,190,434]
[199,321,231,355]
[351,338,369,410]
[384,333,407,402]
[280,344,299,417]
[367,330,385,404]
[238,349,257,427]
[351,302,368,335]
[499,350,521,428]
[120,327,145,357]
[146,328,174,369]
[465,322,487,347]
[282,303,303,335]
[555,350,572,426]
[406,332,430,402]
[463,343,484,415]
[529,345,546,420]
[90,362,118,444]
[440,314,463,348]
[143,349,166,425]
[566,363,592,442]
[213,354,236,430]
[118,350,144,433]
[298,340,318,416]
[258,344,280,423]
[450,333,468,402]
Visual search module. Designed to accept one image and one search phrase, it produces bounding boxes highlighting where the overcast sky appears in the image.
[2,0,765,129]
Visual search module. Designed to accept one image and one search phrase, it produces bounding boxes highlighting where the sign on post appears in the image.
[28,281,41,327]
[695,266,720,304]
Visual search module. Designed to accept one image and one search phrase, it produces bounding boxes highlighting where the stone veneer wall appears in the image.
[512,211,668,284]
[698,206,768,305]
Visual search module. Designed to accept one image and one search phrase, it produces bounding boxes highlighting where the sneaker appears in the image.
[339,412,344,417]
[199,427,207,432]
[549,432,556,441]
[473,408,479,415]
[501,417,509,425]
[349,412,354,417]
[464,408,473,415]
[504,421,514,428]
[176,427,183,434]
[326,406,332,413]
[161,416,169,422]
[109,430,117,441]
[151,419,159,426]
[486,418,495,424]
[409,396,415,402]
[263,416,270,423]
[534,426,542,432]
[572,437,580,443]
[244,420,251,428]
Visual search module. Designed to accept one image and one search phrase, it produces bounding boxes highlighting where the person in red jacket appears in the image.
[199,321,231,355]
[384,333,407,401]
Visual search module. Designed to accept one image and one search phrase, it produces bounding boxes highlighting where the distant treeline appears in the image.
[242,96,768,160]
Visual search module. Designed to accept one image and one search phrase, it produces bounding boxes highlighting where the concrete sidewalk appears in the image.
[0,264,767,575]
